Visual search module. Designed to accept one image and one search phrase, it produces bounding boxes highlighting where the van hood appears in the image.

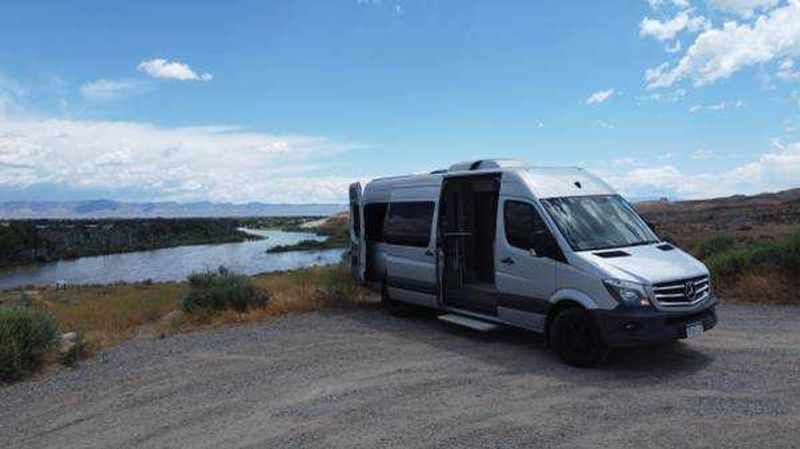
[574,243,708,285]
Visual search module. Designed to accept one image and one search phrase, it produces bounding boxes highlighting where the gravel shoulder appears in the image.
[2,303,799,449]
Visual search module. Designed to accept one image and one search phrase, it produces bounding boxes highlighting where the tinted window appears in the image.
[384,201,434,247]
[504,200,564,261]
[364,202,388,242]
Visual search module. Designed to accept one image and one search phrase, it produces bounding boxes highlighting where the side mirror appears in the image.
[528,248,538,257]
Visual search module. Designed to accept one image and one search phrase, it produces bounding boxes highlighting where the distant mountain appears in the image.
[0,200,346,219]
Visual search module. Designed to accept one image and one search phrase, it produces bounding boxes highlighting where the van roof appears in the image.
[365,159,617,199]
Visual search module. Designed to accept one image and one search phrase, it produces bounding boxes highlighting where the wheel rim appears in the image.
[561,316,599,356]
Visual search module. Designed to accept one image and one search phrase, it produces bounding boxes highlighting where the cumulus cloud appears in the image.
[598,141,800,199]
[80,79,150,101]
[0,117,360,203]
[586,88,615,104]
[639,12,711,41]
[137,58,212,82]
[645,0,800,88]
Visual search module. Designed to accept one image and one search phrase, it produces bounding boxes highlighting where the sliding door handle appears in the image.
[501,257,515,265]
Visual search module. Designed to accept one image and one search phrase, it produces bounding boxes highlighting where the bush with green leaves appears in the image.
[702,232,800,283]
[693,233,736,260]
[0,305,59,382]
[183,266,268,313]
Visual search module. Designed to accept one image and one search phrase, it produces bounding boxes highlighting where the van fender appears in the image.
[542,289,598,345]
[548,288,597,310]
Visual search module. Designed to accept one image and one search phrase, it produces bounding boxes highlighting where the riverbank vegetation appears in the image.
[0,218,260,268]
[0,264,376,382]
[0,304,59,381]
[265,212,350,253]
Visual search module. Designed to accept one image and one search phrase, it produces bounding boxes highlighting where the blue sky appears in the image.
[1,0,799,203]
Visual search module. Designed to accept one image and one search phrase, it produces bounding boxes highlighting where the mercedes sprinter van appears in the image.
[347,159,717,366]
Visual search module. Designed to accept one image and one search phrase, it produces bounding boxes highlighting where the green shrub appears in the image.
[693,233,736,260]
[183,266,268,313]
[705,233,800,283]
[0,306,59,381]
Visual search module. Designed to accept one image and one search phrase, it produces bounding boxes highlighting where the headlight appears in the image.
[604,279,651,307]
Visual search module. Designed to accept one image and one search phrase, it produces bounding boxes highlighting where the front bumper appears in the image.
[592,297,718,348]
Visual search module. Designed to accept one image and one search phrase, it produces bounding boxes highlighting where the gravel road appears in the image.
[2,303,799,449]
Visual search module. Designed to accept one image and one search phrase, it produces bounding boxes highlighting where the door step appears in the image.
[438,313,499,332]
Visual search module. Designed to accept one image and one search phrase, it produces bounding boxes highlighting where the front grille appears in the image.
[653,275,710,307]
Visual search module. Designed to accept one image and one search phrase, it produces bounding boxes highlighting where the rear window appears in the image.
[383,201,435,247]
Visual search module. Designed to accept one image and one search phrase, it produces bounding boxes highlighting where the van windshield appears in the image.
[540,195,659,251]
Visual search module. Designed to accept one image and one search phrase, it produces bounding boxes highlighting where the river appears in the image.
[0,229,344,291]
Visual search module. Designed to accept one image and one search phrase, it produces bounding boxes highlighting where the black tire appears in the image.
[381,280,414,316]
[550,307,608,368]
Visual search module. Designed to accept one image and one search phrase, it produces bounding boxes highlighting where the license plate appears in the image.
[686,322,704,339]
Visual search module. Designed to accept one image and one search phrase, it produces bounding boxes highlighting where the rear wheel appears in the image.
[381,280,415,316]
[550,307,608,367]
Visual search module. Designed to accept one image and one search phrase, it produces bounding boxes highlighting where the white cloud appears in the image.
[692,148,714,159]
[594,120,616,129]
[586,88,615,104]
[599,141,800,199]
[647,0,690,9]
[80,79,150,101]
[137,58,212,82]
[638,88,687,104]
[706,0,781,17]
[778,58,800,80]
[689,100,745,112]
[639,12,711,41]
[645,1,800,88]
[613,157,637,166]
[0,117,360,203]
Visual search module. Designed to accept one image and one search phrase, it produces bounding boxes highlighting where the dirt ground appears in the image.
[2,303,799,449]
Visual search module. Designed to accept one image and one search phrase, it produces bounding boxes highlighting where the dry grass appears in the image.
[167,264,377,333]
[34,283,185,354]
[0,265,377,361]
[719,272,800,305]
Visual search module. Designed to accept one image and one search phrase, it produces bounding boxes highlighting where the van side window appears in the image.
[504,200,564,262]
[384,201,435,247]
[364,202,388,242]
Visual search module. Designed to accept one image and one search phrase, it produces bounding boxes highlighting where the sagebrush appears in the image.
[0,305,59,381]
[183,266,269,313]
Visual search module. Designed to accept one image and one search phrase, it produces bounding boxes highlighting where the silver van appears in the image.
[348,159,717,366]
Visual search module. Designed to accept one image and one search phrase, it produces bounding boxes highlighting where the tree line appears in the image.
[0,218,258,267]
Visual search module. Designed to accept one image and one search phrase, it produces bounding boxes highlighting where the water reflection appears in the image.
[0,229,343,290]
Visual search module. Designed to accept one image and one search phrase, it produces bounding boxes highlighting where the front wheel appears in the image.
[550,307,608,367]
